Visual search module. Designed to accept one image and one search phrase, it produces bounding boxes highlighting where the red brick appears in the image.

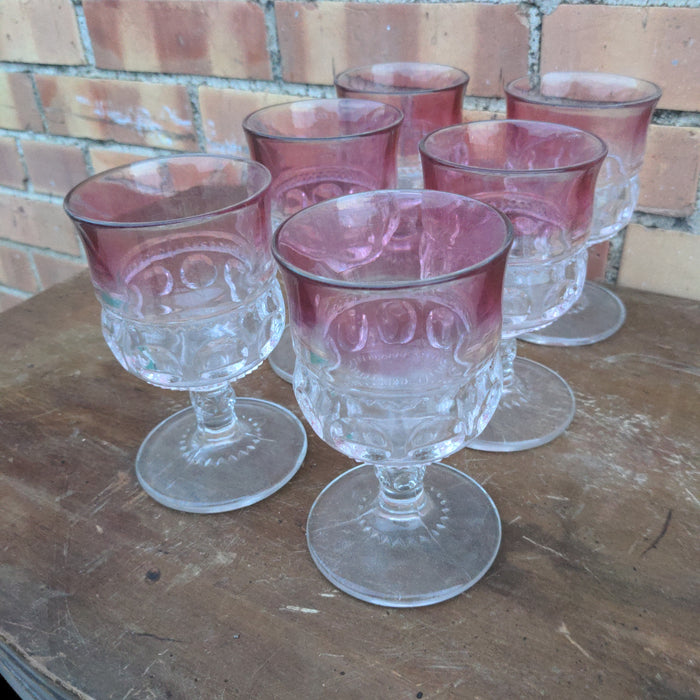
[199,87,300,155]
[0,0,85,65]
[0,245,38,293]
[22,141,89,197]
[89,147,154,174]
[542,6,700,112]
[35,75,197,150]
[33,252,86,290]
[275,2,529,98]
[0,193,81,256]
[0,137,26,189]
[0,72,43,131]
[638,125,700,217]
[84,0,271,80]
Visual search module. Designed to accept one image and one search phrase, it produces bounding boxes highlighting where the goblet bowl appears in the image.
[335,62,469,188]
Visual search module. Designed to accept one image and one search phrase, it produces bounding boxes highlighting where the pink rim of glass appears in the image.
[419,119,608,177]
[504,72,662,111]
[64,154,272,228]
[272,189,513,291]
[242,98,404,142]
[334,61,469,96]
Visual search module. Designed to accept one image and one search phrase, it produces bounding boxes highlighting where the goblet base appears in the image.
[520,282,626,346]
[306,462,501,607]
[268,326,295,383]
[468,357,575,452]
[136,398,307,513]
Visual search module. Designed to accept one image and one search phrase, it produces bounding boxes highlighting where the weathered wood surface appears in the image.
[1,271,698,699]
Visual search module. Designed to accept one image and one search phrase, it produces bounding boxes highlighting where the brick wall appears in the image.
[1,0,698,310]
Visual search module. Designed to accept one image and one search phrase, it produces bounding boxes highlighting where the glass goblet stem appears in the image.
[500,336,517,391]
[190,383,240,444]
[374,464,427,516]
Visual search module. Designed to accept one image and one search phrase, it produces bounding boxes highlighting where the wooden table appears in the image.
[1,272,698,699]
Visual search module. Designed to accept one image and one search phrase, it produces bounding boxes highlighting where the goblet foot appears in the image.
[268,325,295,383]
[468,357,575,452]
[306,462,501,607]
[520,281,626,346]
[136,397,307,513]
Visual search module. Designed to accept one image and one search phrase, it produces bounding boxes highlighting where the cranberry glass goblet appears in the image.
[506,72,661,345]
[244,98,403,382]
[421,120,607,451]
[274,190,512,607]
[64,155,307,513]
[334,62,469,188]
